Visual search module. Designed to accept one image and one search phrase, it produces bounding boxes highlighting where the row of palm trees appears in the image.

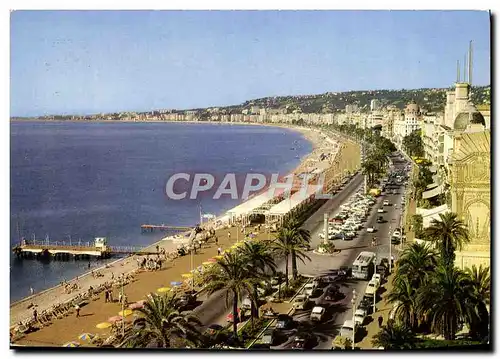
[116,216,312,348]
[373,212,490,349]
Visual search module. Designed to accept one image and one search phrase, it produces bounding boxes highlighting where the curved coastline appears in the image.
[9,121,325,319]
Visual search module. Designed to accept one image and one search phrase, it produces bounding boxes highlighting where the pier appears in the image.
[140,224,192,232]
[12,237,159,260]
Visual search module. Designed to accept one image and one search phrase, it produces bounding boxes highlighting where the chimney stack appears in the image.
[457,60,460,83]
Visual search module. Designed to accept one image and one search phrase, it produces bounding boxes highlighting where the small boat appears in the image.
[290,147,296,150]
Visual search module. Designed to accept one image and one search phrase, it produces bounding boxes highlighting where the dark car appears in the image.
[324,284,341,301]
[376,216,384,223]
[275,314,294,330]
[358,298,373,315]
[178,290,197,310]
[261,328,280,345]
[291,333,315,350]
[339,265,351,278]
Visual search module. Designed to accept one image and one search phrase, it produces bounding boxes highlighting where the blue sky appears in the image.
[10,10,491,117]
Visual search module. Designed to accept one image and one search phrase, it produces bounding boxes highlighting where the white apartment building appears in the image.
[392,101,422,147]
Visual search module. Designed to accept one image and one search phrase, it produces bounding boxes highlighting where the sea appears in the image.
[10,121,312,302]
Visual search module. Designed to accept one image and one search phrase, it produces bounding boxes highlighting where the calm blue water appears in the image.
[10,121,312,302]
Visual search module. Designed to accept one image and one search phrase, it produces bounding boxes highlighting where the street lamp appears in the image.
[389,226,392,273]
[120,274,125,337]
[373,255,377,314]
[351,289,357,350]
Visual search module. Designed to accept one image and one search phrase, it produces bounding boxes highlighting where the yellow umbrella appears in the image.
[181,273,193,279]
[96,322,112,329]
[202,261,213,266]
[118,309,133,317]
[157,287,171,293]
[213,255,223,259]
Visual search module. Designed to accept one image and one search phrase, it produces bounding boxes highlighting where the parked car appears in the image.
[376,216,384,223]
[371,273,382,286]
[310,306,326,322]
[291,332,315,350]
[275,314,294,330]
[324,284,340,301]
[293,294,309,310]
[304,283,317,296]
[383,200,390,206]
[366,226,375,233]
[354,308,367,326]
[377,208,384,213]
[393,229,401,238]
[260,328,278,345]
[340,320,356,339]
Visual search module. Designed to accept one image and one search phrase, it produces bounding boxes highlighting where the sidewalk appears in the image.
[357,270,396,349]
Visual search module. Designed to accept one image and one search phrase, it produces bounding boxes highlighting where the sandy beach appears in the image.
[10,124,360,347]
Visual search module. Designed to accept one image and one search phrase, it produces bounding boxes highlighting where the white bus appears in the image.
[352,251,376,280]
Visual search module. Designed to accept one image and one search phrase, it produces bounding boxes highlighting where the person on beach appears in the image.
[215,236,218,245]
[75,304,80,318]
[156,245,159,253]
[378,316,383,327]
[32,308,38,322]
[217,247,222,255]
[105,290,109,303]
[88,262,91,269]
[111,272,114,280]
[228,232,231,240]
[30,287,34,296]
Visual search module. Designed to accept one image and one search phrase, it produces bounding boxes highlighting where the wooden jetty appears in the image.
[141,224,192,232]
[12,237,158,260]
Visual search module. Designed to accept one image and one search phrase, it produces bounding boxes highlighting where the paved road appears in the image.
[191,172,365,330]
[191,154,409,348]
[288,154,408,350]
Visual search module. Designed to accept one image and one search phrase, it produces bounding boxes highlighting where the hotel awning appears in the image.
[422,184,444,199]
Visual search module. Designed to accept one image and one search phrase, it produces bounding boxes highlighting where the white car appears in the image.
[393,230,401,238]
[383,200,390,206]
[304,283,316,296]
[310,306,326,321]
[354,308,367,326]
[366,227,375,233]
[367,279,380,292]
[371,273,381,286]
[377,208,384,213]
[293,294,309,310]
[340,320,356,338]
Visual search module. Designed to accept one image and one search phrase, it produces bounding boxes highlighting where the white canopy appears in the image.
[422,184,444,199]
[266,186,317,216]
[227,192,275,217]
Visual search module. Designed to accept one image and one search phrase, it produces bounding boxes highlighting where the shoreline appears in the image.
[10,122,336,325]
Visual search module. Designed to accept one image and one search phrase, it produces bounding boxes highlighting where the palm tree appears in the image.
[202,252,260,339]
[283,217,311,279]
[396,242,437,288]
[119,292,202,348]
[371,320,418,350]
[238,241,277,319]
[465,265,490,306]
[464,265,490,341]
[361,159,378,187]
[387,276,419,330]
[423,212,470,267]
[417,264,474,340]
[272,226,311,284]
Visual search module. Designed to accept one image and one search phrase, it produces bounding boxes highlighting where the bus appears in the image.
[352,251,376,280]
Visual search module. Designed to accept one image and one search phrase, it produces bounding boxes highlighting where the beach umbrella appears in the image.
[202,261,213,266]
[78,333,95,341]
[213,255,223,260]
[96,322,112,329]
[108,316,123,323]
[129,302,144,310]
[118,309,133,317]
[170,281,183,287]
[63,342,80,347]
[181,273,193,279]
[157,287,171,293]
[249,233,256,238]
[207,258,217,263]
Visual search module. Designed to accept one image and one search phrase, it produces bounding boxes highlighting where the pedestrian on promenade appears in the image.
[75,305,80,318]
[111,273,114,280]
[378,316,383,327]
[33,308,38,322]
[105,290,109,303]
[228,232,231,240]
[215,236,218,245]
[156,245,159,253]
[198,240,202,249]
[217,247,222,255]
